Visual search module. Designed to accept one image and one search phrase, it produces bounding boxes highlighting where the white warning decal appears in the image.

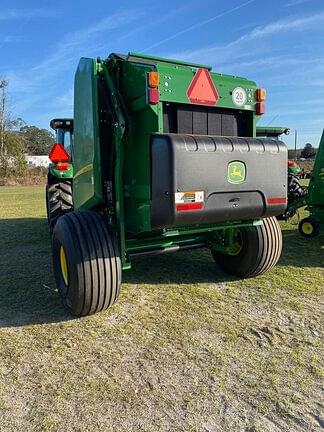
[232,87,247,107]
[175,191,204,204]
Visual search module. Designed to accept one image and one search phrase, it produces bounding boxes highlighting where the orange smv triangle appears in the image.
[187,68,219,106]
[49,143,70,163]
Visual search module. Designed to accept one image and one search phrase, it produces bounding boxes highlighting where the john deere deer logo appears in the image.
[228,161,246,184]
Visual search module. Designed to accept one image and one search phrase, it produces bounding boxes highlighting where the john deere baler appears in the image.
[47,52,287,316]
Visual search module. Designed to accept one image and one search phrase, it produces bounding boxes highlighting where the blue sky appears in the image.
[0,0,323,148]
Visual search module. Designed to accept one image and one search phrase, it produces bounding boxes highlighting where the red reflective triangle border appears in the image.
[49,143,70,162]
[187,68,219,106]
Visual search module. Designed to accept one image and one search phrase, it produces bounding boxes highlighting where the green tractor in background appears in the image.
[257,125,324,238]
[46,52,289,317]
[46,119,74,232]
[298,131,324,238]
[257,126,307,218]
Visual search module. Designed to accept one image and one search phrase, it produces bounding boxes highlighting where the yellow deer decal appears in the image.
[230,164,244,180]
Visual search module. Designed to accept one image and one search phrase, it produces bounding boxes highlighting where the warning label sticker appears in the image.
[232,87,247,107]
[175,191,204,204]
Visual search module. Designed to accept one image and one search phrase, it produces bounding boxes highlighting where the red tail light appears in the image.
[55,162,70,171]
[148,88,160,105]
[288,160,298,167]
[256,102,265,115]
[49,143,69,163]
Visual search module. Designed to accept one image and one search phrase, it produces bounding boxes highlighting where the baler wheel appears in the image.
[298,217,320,239]
[51,211,121,316]
[211,217,282,278]
[46,175,73,233]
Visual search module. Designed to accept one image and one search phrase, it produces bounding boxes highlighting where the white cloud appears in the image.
[56,88,74,111]
[1,35,25,43]
[236,12,324,42]
[27,10,144,79]
[5,9,145,125]
[142,0,258,52]
[0,9,57,20]
[168,11,324,67]
[219,56,320,74]
[285,0,311,7]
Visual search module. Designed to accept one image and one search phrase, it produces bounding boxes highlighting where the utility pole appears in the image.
[294,129,298,161]
[0,79,8,157]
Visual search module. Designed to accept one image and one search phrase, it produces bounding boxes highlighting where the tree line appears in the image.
[287,143,317,160]
[0,78,54,176]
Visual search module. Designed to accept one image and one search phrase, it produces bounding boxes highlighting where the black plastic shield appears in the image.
[150,133,287,229]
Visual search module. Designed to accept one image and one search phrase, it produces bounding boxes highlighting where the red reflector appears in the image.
[187,68,219,106]
[256,102,265,115]
[49,143,70,163]
[148,88,160,105]
[55,162,70,171]
[267,197,287,205]
[176,202,203,211]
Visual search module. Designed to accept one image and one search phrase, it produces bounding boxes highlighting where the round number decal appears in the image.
[232,87,247,107]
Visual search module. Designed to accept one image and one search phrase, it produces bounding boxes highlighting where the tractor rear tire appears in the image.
[46,174,73,233]
[51,211,121,316]
[211,217,282,278]
[298,217,320,239]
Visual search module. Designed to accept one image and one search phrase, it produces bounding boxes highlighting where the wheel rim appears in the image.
[229,229,243,256]
[302,221,313,235]
[60,246,69,285]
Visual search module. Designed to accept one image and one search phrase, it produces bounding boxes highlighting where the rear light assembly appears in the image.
[148,88,160,105]
[148,71,160,88]
[256,88,266,102]
[55,162,71,171]
[49,143,70,170]
[147,71,160,105]
[256,102,265,115]
[49,143,70,163]
[255,87,266,115]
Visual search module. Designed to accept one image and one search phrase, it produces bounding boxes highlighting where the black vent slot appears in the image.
[163,103,252,137]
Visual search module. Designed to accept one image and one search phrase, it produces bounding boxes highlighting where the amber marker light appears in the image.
[148,71,160,88]
[256,88,266,102]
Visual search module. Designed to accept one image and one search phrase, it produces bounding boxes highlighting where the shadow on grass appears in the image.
[124,228,324,285]
[0,218,322,328]
[0,218,72,328]
[280,228,324,268]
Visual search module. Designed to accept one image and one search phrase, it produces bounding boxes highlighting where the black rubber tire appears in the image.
[52,211,121,316]
[211,217,282,278]
[298,217,320,239]
[46,174,73,233]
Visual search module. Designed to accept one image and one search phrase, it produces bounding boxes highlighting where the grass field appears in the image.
[0,186,323,432]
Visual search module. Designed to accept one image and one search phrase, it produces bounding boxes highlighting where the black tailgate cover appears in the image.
[151,133,287,229]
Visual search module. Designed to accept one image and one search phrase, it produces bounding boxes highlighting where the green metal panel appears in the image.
[256,126,290,137]
[73,58,103,210]
[100,61,128,268]
[156,62,256,111]
[308,130,324,206]
[49,163,73,179]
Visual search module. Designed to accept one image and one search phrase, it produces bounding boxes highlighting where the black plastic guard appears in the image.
[151,133,287,229]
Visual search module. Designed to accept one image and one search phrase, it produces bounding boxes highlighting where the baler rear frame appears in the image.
[47,51,287,316]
